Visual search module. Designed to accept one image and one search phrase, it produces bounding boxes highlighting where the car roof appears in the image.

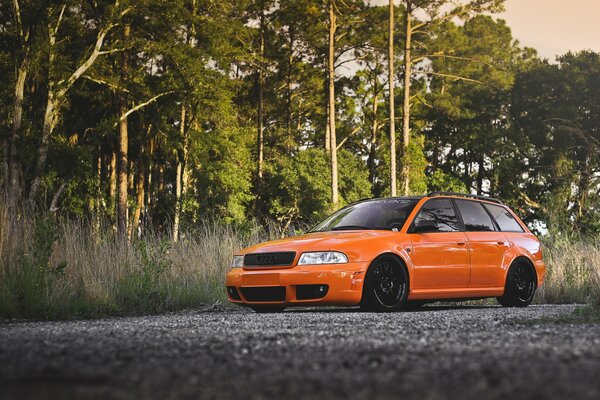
[355,192,505,206]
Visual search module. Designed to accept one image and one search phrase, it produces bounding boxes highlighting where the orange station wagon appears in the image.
[225,192,546,312]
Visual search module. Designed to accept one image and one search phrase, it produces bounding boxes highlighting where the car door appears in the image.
[454,199,509,288]
[408,198,470,290]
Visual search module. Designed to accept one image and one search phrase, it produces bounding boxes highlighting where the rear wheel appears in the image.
[360,255,408,312]
[497,259,536,307]
[250,305,286,313]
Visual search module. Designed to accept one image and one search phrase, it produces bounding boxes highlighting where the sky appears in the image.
[498,0,600,60]
[372,0,600,60]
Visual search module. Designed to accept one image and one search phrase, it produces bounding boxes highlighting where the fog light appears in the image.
[227,286,241,301]
[296,284,329,300]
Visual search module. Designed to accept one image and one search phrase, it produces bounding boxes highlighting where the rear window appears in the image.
[484,204,524,232]
[455,200,496,232]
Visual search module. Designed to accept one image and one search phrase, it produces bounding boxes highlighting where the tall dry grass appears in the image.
[537,240,600,305]
[0,202,293,319]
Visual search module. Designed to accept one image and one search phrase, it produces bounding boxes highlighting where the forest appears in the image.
[1,0,600,318]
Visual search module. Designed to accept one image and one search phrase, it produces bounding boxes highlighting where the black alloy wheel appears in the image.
[497,260,536,307]
[361,255,408,312]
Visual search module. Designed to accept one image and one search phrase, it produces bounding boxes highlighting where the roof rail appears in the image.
[427,191,504,205]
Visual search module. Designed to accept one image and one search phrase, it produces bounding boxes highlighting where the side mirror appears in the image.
[413,219,437,233]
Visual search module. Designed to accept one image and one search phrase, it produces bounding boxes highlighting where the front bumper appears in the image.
[225,262,369,306]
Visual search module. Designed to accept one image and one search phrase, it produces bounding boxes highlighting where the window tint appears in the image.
[455,200,496,232]
[412,199,460,233]
[484,204,524,232]
[311,199,419,232]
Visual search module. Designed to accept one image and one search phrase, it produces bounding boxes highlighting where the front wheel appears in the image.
[360,255,408,312]
[497,260,537,307]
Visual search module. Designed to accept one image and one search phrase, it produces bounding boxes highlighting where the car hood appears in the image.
[239,230,405,262]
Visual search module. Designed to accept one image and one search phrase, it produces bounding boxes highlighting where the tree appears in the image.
[396,0,503,195]
[327,0,339,207]
[388,0,397,196]
[28,1,130,206]
[511,51,600,235]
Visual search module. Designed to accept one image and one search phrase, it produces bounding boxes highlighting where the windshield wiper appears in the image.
[330,225,370,231]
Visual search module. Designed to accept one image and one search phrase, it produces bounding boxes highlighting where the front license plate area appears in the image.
[242,273,280,286]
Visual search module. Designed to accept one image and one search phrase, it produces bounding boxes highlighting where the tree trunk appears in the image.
[28,94,57,205]
[129,159,144,241]
[7,63,28,206]
[367,86,379,190]
[94,149,102,233]
[476,154,484,195]
[173,106,185,242]
[401,1,412,195]
[286,26,295,150]
[328,0,339,208]
[117,23,130,239]
[256,1,265,180]
[146,135,154,228]
[109,150,117,209]
[325,102,331,151]
[389,0,397,196]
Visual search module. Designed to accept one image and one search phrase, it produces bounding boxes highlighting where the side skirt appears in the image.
[408,287,504,300]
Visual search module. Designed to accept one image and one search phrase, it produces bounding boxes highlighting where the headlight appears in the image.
[232,255,244,268]
[297,251,348,265]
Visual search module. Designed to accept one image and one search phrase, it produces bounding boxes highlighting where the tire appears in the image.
[360,255,408,312]
[250,305,286,313]
[497,259,537,307]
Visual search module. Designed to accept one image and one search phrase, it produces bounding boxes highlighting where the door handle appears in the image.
[497,241,505,245]
[457,242,466,246]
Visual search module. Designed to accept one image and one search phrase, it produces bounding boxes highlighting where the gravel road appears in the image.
[1,304,600,400]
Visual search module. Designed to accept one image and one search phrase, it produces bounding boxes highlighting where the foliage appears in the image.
[0,1,599,236]
[263,148,371,225]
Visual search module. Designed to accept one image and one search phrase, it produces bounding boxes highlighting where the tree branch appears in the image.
[53,4,67,37]
[414,53,494,67]
[83,75,130,93]
[57,2,131,94]
[337,126,361,150]
[12,0,24,41]
[118,91,175,123]
[418,70,485,85]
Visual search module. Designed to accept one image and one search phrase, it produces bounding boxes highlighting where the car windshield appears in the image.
[310,198,420,232]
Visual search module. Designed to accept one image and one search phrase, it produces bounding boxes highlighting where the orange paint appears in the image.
[225,195,546,310]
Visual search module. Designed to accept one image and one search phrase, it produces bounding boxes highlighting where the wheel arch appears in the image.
[365,252,411,288]
[359,252,411,308]
[506,255,538,287]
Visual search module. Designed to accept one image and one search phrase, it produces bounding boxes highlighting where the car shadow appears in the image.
[281,303,500,314]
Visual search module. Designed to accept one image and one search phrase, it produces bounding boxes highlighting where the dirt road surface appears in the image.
[1,304,599,399]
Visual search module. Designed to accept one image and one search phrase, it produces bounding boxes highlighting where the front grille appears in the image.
[244,252,296,267]
[240,286,286,302]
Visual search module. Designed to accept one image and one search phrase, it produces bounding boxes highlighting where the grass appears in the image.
[536,239,600,306]
[1,203,600,320]
[0,204,292,319]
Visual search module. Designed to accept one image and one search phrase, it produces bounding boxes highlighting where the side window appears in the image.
[412,199,460,233]
[484,204,524,232]
[455,200,496,232]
